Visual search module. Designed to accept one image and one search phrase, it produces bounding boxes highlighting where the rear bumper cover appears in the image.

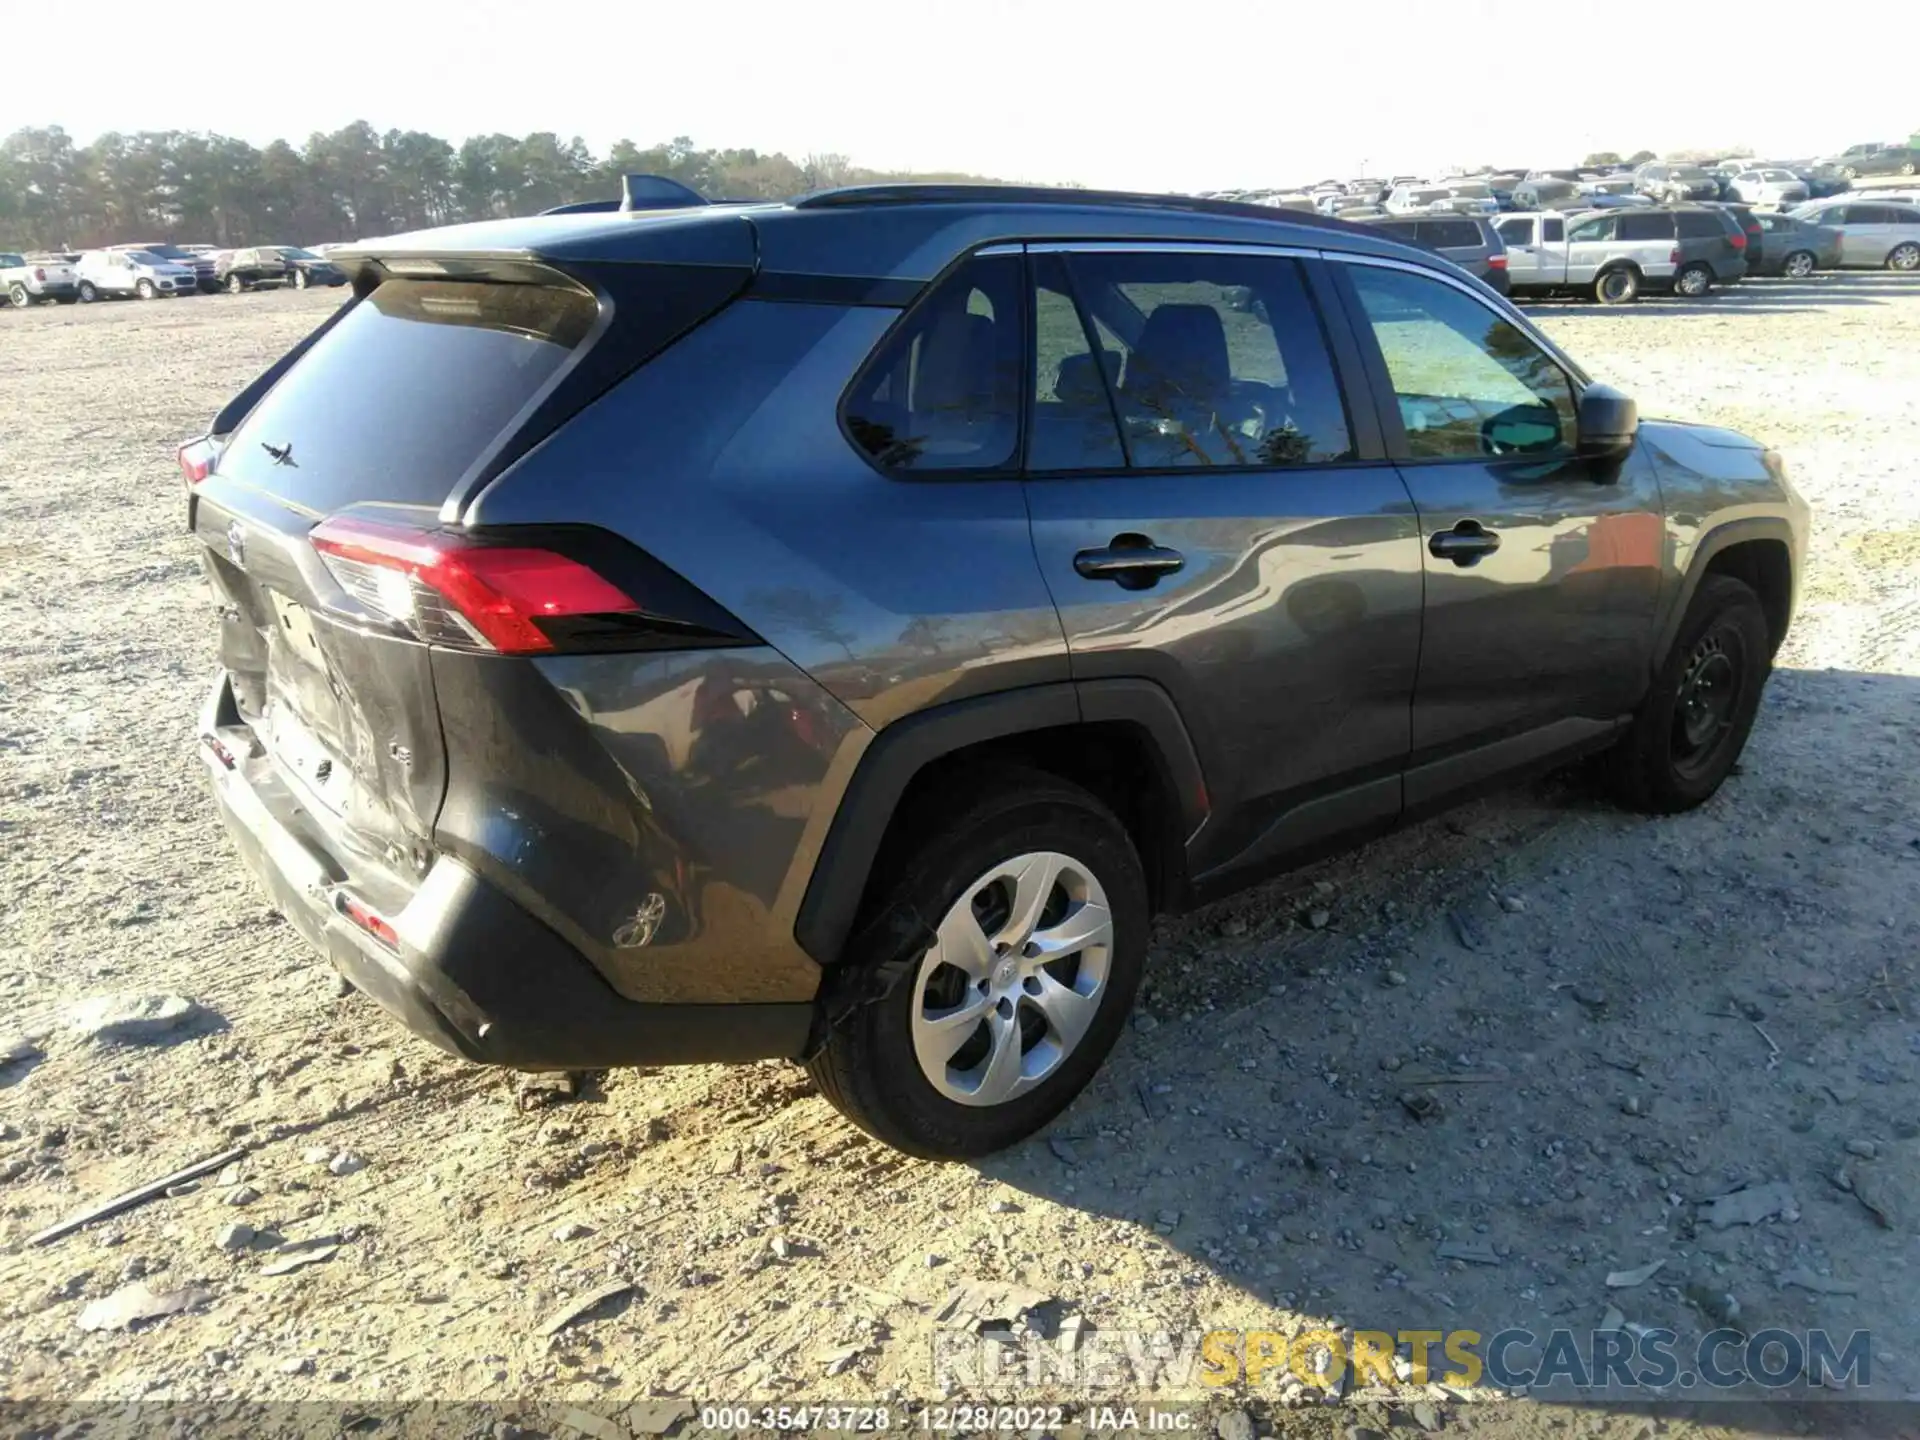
[198,672,812,1070]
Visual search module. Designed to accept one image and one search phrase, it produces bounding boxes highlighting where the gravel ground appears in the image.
[2,277,1918,1439]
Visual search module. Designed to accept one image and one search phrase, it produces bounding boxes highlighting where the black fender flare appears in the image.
[1651,515,1797,672]
[792,678,1208,968]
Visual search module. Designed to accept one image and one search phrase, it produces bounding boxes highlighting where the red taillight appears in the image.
[1486,254,1507,269]
[338,894,399,949]
[309,515,639,655]
[178,435,222,484]
[33,267,46,282]
[1670,247,1682,264]
[1729,232,1747,250]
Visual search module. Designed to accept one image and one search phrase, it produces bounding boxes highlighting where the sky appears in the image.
[8,0,1918,193]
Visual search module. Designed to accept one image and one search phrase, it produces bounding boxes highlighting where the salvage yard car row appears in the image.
[1,243,345,306]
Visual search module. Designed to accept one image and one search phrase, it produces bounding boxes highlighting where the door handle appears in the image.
[1429,520,1501,566]
[1074,538,1186,589]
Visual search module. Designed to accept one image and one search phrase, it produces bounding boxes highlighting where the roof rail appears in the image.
[792,183,1364,233]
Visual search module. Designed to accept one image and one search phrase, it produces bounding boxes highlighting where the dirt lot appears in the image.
[3,276,1919,1439]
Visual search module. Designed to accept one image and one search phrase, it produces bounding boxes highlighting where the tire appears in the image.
[8,282,29,308]
[1782,250,1817,279]
[1607,574,1771,815]
[1594,267,1640,305]
[291,267,309,290]
[1674,263,1712,298]
[76,281,97,303]
[227,273,245,294]
[135,278,156,300]
[1888,243,1920,273]
[1902,162,1917,177]
[806,767,1148,1159]
[1842,166,1859,180]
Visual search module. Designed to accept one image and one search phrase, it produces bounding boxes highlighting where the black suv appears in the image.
[184,184,1808,1158]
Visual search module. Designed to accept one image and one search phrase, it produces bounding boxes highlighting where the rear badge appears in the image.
[226,521,247,568]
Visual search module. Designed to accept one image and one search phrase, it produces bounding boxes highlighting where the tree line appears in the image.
[0,123,1009,251]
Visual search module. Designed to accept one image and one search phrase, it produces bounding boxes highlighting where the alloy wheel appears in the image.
[1784,251,1815,278]
[909,851,1113,1107]
[1891,244,1920,273]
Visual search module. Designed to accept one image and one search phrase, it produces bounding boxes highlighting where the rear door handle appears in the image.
[1429,520,1501,566]
[1073,539,1186,589]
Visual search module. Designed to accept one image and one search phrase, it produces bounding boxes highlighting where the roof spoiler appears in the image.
[538,174,711,216]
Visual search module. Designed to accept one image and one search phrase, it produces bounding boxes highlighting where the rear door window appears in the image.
[1619,212,1676,241]
[1676,211,1729,239]
[1569,215,1617,243]
[843,254,1023,472]
[1415,219,1484,249]
[1029,254,1125,472]
[1057,250,1354,470]
[225,278,600,512]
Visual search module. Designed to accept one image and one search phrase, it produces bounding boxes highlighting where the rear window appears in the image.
[1676,211,1730,239]
[225,279,599,512]
[1416,218,1485,249]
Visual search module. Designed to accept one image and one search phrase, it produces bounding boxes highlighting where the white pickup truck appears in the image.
[2,251,80,307]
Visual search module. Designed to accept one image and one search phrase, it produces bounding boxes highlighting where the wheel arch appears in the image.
[1654,519,1796,670]
[793,679,1208,968]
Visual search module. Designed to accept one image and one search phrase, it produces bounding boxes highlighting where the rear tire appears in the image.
[1607,575,1771,815]
[1674,263,1712,297]
[77,281,97,303]
[8,282,29,308]
[1888,243,1920,272]
[1594,267,1640,305]
[1782,250,1816,278]
[806,768,1148,1159]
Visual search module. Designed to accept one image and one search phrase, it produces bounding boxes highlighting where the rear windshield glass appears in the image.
[225,279,599,513]
[1417,219,1484,248]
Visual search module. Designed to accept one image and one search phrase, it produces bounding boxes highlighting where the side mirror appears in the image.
[1577,383,1638,459]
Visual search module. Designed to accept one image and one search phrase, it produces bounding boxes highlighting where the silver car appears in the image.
[1728,168,1810,209]
[1790,199,1920,270]
[1384,184,1455,215]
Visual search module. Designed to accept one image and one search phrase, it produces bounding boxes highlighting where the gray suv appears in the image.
[1499,207,1746,302]
[184,185,1808,1158]
[1357,213,1510,293]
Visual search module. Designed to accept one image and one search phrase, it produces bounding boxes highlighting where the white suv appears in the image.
[75,249,198,302]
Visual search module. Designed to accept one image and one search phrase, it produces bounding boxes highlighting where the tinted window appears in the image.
[1348,266,1575,462]
[1370,220,1421,241]
[1619,212,1675,241]
[1848,206,1899,224]
[1568,215,1617,242]
[224,278,599,511]
[1542,217,1566,242]
[844,254,1022,472]
[1028,254,1124,472]
[1416,219,1484,249]
[1676,211,1729,239]
[1061,251,1354,469]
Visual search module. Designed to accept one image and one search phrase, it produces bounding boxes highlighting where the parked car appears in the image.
[1384,184,1456,215]
[1434,180,1499,215]
[1579,176,1643,201]
[1357,213,1510,293]
[1494,206,1744,302]
[1634,163,1721,203]
[1749,212,1842,277]
[1524,168,1583,183]
[1706,203,1767,273]
[1796,163,1853,198]
[1827,142,1887,167]
[272,246,347,289]
[1512,178,1584,211]
[75,249,198,301]
[109,242,218,293]
[1790,199,1920,270]
[178,183,1808,1158]
[1728,168,1810,209]
[2,250,79,306]
[1840,145,1920,179]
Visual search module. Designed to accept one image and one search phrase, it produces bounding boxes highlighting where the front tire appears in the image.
[1783,250,1817,278]
[1594,267,1640,305]
[1674,263,1712,298]
[135,278,157,300]
[807,768,1148,1159]
[227,273,246,294]
[1608,575,1771,814]
[1888,243,1920,273]
[291,267,309,290]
